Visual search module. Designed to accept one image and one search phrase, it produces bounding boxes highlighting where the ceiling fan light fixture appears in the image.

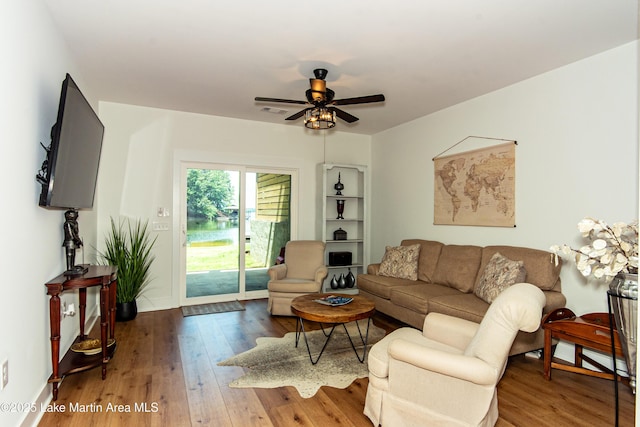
[304,107,335,130]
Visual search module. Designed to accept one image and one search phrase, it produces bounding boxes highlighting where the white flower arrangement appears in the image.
[551,217,638,283]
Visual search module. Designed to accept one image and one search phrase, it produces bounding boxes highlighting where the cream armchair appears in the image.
[267,240,328,316]
[364,283,545,427]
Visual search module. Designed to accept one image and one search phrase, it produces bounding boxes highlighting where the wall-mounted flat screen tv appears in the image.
[37,73,104,209]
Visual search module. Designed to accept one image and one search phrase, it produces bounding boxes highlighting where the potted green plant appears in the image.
[99,217,157,321]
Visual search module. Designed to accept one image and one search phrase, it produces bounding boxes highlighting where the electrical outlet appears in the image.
[1,359,8,390]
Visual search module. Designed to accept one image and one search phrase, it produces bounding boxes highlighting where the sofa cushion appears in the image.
[379,244,421,280]
[357,274,416,299]
[401,239,444,283]
[478,246,561,291]
[474,252,527,303]
[390,283,461,315]
[431,245,483,293]
[428,293,489,324]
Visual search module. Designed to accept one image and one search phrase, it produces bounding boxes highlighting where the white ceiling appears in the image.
[43,0,638,135]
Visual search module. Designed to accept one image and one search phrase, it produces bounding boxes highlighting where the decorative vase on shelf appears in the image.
[346,268,355,288]
[338,273,346,289]
[330,275,338,290]
[609,272,638,394]
[336,200,345,219]
[334,172,344,195]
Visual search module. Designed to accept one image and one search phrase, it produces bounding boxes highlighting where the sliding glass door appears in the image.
[180,163,293,305]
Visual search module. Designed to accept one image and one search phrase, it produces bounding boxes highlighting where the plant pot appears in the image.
[116,300,138,322]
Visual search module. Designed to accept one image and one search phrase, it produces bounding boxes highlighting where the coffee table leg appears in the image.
[295,317,302,346]
[295,317,337,365]
[295,317,372,365]
[343,318,371,363]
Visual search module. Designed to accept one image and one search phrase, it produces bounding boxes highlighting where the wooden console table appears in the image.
[45,265,117,400]
[542,307,623,381]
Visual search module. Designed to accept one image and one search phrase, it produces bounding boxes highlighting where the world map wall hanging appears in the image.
[433,138,516,227]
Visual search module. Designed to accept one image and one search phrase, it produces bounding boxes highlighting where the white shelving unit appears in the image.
[320,163,368,294]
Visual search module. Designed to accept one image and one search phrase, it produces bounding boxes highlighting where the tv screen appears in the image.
[37,73,104,209]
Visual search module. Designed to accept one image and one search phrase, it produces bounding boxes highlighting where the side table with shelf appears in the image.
[320,163,369,293]
[45,265,117,400]
[542,307,624,382]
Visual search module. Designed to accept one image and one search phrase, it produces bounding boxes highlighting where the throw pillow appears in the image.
[474,252,527,303]
[378,244,421,280]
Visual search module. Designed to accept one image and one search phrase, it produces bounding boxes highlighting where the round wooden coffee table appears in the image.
[290,293,375,365]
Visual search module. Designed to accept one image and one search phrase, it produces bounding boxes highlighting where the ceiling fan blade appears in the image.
[332,107,359,123]
[333,94,386,106]
[285,109,307,121]
[255,97,307,105]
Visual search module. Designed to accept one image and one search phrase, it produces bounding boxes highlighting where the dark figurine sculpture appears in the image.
[62,209,84,274]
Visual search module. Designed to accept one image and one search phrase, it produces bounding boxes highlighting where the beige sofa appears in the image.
[357,239,565,355]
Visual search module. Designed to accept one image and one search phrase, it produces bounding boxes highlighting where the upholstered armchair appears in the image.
[267,240,328,316]
[364,283,545,427]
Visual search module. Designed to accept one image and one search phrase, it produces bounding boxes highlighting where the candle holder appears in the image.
[336,199,345,219]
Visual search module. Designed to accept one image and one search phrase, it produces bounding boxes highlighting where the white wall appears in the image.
[371,42,638,361]
[95,104,371,311]
[0,2,101,427]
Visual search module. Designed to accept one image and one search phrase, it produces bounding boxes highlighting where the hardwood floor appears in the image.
[39,299,636,426]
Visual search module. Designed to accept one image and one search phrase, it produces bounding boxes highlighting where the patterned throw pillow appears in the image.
[378,244,421,280]
[474,252,527,303]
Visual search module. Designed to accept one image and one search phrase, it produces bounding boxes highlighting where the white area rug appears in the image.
[217,321,386,398]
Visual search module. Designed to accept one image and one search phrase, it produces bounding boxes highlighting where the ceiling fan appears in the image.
[255,68,385,129]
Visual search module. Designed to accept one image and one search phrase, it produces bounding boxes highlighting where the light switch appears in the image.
[152,221,170,231]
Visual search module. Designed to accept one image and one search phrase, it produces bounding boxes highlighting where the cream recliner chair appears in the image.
[267,240,328,316]
[364,282,545,427]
